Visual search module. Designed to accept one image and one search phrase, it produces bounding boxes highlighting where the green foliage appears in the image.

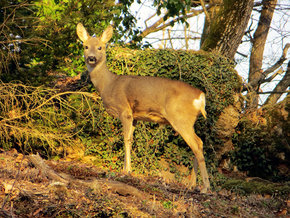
[162,200,175,209]
[232,97,290,181]
[131,123,169,173]
[154,0,192,21]
[232,121,275,179]
[0,0,137,85]
[209,172,290,198]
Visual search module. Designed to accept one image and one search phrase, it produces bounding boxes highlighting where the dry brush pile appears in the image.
[0,82,97,156]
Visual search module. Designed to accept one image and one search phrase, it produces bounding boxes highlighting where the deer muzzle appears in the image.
[87,56,97,65]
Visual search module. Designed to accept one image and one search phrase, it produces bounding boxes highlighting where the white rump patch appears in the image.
[193,93,207,118]
[193,94,204,109]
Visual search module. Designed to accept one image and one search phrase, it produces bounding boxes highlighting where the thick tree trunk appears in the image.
[247,0,278,109]
[200,0,253,59]
[200,0,222,48]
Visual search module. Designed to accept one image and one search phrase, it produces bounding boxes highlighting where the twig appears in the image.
[133,7,209,42]
[260,43,290,83]
[0,90,96,124]
[262,68,284,83]
[257,90,289,94]
[200,0,211,23]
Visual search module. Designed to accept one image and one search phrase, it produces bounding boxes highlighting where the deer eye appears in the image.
[98,46,102,50]
[85,46,88,49]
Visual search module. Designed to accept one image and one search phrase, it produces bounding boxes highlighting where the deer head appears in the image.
[77,23,113,72]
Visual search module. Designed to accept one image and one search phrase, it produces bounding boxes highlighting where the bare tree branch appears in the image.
[146,36,201,41]
[133,8,207,42]
[200,0,211,23]
[262,68,284,83]
[261,43,290,82]
[28,153,147,199]
[249,0,278,86]
[244,42,290,90]
[264,60,290,105]
[258,90,290,94]
[246,0,277,108]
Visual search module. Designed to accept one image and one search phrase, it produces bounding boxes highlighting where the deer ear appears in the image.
[101,26,113,43]
[77,23,89,42]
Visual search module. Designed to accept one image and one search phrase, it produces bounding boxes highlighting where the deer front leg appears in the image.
[120,111,135,173]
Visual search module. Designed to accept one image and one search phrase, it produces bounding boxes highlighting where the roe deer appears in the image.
[76,23,210,193]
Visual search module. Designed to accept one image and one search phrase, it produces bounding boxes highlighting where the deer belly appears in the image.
[133,111,169,124]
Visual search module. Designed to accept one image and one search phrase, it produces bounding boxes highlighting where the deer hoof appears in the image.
[200,187,208,193]
[123,168,132,175]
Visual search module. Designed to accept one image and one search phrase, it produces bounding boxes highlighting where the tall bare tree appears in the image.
[247,0,278,108]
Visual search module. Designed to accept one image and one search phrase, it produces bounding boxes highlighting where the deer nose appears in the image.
[87,56,97,64]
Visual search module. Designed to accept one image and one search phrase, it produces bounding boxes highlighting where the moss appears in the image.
[222,178,290,197]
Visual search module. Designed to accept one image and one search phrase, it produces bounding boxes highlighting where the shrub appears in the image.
[231,96,290,181]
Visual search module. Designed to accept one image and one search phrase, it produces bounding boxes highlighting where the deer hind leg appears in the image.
[191,157,198,188]
[191,133,210,193]
[168,120,210,193]
[120,110,135,173]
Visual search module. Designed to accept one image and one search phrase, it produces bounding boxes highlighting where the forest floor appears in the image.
[0,149,289,217]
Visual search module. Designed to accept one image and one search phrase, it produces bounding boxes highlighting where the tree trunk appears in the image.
[200,0,222,48]
[247,0,278,109]
[200,0,253,59]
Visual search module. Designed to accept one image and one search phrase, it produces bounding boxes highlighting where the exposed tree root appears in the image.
[27,153,147,199]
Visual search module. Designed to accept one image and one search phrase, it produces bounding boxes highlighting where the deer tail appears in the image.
[193,92,207,119]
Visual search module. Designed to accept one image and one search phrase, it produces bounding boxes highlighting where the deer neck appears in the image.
[88,60,116,94]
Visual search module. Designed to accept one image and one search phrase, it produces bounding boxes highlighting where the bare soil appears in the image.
[0,149,288,217]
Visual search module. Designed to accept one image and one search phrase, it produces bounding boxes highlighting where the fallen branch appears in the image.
[27,154,70,185]
[27,153,146,199]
